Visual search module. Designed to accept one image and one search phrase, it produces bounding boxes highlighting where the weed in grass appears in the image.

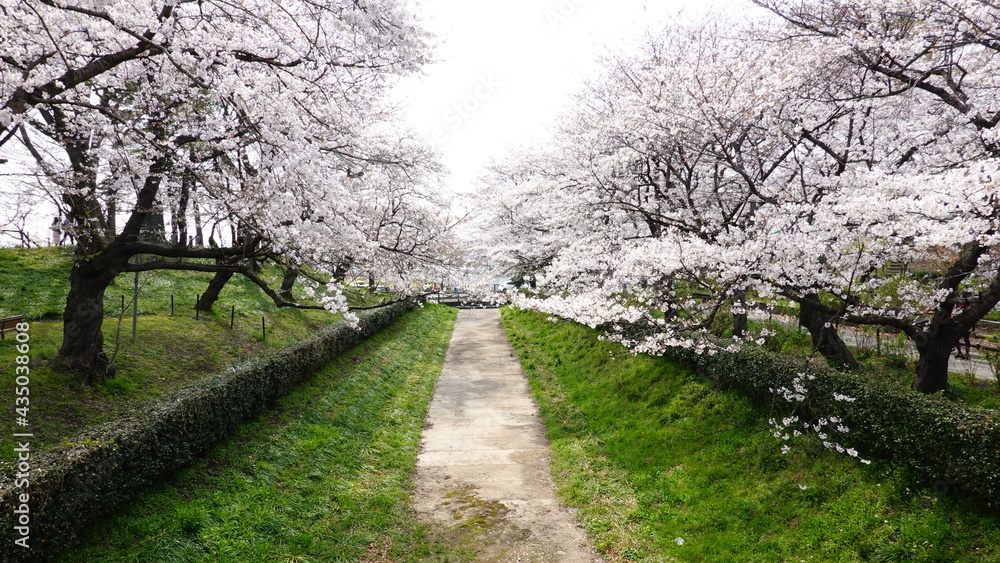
[173,505,207,536]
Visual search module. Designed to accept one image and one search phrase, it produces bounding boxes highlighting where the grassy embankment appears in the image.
[0,245,381,463]
[503,307,1000,563]
[61,304,460,562]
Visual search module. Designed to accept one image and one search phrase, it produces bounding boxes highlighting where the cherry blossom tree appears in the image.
[479,147,598,290]
[485,4,1000,394]
[0,0,444,381]
[752,0,1000,393]
[486,20,864,361]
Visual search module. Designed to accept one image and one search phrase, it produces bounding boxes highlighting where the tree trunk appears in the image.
[61,191,110,255]
[193,190,204,247]
[106,196,116,239]
[235,223,262,272]
[732,289,748,338]
[733,312,748,338]
[140,202,166,242]
[279,266,299,301]
[911,306,967,394]
[798,295,860,372]
[197,270,235,311]
[907,244,1000,393]
[173,172,190,247]
[60,145,170,379]
[60,258,118,382]
[55,107,203,380]
[331,258,353,282]
[913,337,954,394]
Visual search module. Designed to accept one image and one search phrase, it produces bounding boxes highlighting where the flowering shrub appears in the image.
[768,372,872,465]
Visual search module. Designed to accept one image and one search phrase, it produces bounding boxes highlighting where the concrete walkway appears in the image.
[412,308,599,562]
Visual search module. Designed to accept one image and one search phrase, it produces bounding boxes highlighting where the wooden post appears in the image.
[132,271,139,340]
[230,305,235,329]
[262,316,266,343]
[171,294,174,316]
[196,294,200,319]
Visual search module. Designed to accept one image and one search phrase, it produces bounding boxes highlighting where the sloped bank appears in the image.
[514,307,1000,504]
[0,300,415,562]
[665,332,1000,504]
[502,307,1000,561]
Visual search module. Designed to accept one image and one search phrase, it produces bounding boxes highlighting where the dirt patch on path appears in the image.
[412,308,600,562]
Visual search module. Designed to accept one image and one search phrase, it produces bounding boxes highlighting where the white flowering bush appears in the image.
[769,373,871,465]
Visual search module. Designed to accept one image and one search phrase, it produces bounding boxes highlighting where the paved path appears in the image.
[413,308,599,562]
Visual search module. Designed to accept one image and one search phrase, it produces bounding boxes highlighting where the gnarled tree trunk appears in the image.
[798,294,860,372]
[279,265,300,301]
[912,306,975,394]
[60,253,125,382]
[913,337,955,394]
[61,147,171,380]
[197,270,235,311]
[909,243,1000,393]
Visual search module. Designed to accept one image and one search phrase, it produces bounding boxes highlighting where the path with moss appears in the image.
[412,308,600,562]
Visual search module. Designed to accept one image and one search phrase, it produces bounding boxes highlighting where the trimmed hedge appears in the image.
[667,341,1000,504]
[0,301,416,562]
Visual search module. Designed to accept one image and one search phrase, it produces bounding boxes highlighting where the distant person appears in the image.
[953,292,974,359]
[50,217,61,246]
[60,218,76,245]
[918,296,975,359]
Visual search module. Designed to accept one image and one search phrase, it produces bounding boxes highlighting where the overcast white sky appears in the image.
[395,0,762,196]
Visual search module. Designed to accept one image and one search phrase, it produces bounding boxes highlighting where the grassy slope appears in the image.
[62,304,459,562]
[0,247,367,463]
[503,307,1000,563]
[0,246,74,319]
[0,245,344,320]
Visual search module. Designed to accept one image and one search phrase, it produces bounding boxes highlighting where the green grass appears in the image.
[502,307,1000,562]
[0,245,389,321]
[61,304,460,562]
[0,247,380,464]
[0,246,75,319]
